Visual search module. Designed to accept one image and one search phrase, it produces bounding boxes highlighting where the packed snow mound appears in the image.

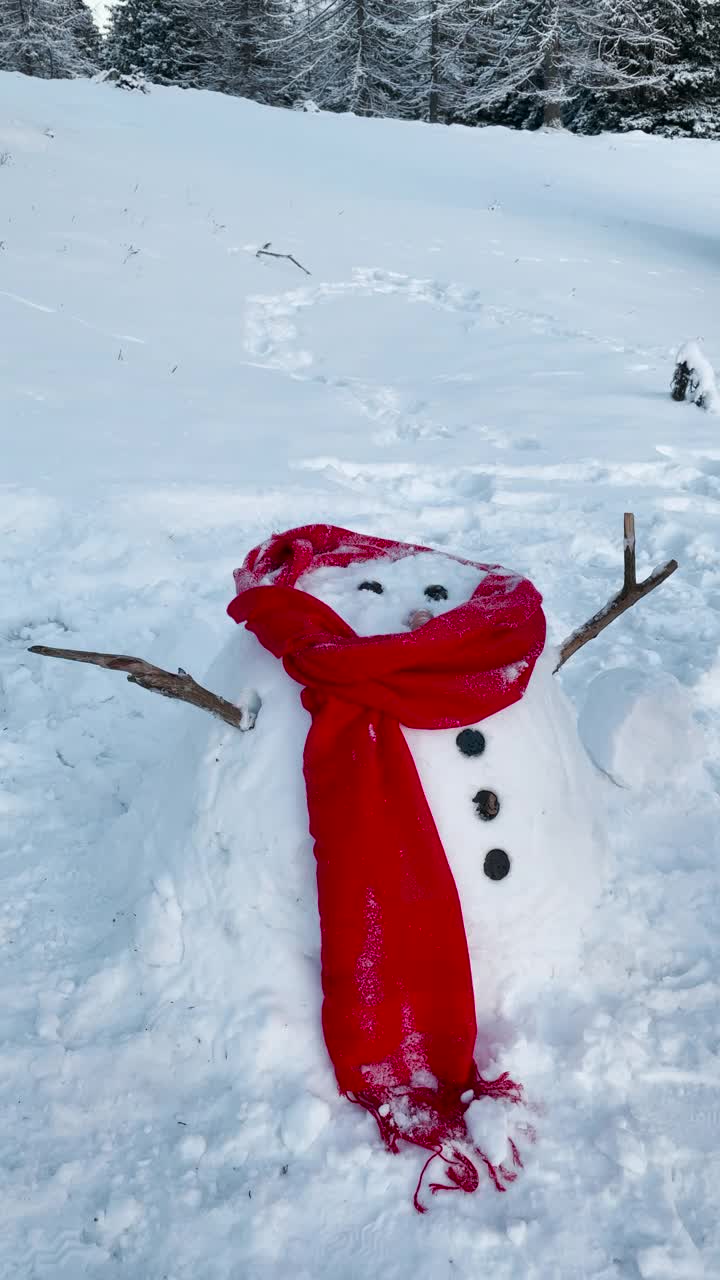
[579,666,705,790]
[127,625,330,1130]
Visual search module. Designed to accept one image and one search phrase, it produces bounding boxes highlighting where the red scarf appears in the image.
[228,525,546,1210]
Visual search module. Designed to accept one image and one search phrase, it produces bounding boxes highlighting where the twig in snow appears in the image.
[556,513,678,670]
[28,646,261,731]
[256,241,311,276]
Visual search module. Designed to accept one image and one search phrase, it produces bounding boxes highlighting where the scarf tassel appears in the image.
[349,1070,524,1214]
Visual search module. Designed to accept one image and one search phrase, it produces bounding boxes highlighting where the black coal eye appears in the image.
[358,580,384,595]
[424,584,448,601]
[484,849,510,881]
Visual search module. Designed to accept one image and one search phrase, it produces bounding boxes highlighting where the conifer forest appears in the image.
[1,0,718,137]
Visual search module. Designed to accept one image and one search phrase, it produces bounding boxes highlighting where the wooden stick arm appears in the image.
[556,514,678,670]
[28,645,261,731]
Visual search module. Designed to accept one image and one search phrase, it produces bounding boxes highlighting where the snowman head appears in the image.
[297,550,488,637]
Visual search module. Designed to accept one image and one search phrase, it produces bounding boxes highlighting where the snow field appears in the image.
[2,70,720,1278]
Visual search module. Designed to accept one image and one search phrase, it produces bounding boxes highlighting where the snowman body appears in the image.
[295,550,606,1017]
[404,660,605,1016]
[128,540,606,1193]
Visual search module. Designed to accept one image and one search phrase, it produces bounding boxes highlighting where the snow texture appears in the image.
[2,70,720,1279]
[579,666,705,790]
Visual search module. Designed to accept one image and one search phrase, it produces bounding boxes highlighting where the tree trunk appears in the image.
[542,31,563,128]
[543,96,563,128]
[239,0,252,93]
[354,0,370,115]
[428,3,440,123]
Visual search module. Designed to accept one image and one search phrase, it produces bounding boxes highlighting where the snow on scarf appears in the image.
[228,525,546,1211]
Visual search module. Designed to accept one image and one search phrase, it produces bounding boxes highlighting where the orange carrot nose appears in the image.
[406,608,434,631]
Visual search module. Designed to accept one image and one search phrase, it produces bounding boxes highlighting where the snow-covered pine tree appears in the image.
[429,0,495,124]
[460,0,673,131]
[0,0,100,79]
[589,1,720,137]
[105,0,206,88]
[265,0,315,106]
[291,0,427,119]
[207,0,296,104]
[70,0,101,69]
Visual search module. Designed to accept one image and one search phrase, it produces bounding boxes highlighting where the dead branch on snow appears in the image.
[256,241,311,276]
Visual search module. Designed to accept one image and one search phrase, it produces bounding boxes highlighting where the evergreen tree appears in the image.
[593,1,720,137]
[461,0,673,130]
[5,0,708,143]
[105,0,205,87]
[211,0,295,103]
[0,0,99,79]
[431,0,495,124]
[293,0,427,119]
[71,0,101,67]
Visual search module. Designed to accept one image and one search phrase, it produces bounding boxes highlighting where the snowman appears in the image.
[217,523,607,1208]
[30,517,677,1212]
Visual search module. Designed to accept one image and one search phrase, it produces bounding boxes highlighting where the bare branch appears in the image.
[28,646,261,731]
[556,514,678,670]
[256,241,311,276]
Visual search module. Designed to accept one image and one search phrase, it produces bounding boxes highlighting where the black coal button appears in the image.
[473,790,500,821]
[483,849,510,881]
[456,728,486,757]
[424,584,448,601]
[358,580,384,594]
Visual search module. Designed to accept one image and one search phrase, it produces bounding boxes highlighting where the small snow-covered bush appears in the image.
[96,68,150,94]
[671,339,718,412]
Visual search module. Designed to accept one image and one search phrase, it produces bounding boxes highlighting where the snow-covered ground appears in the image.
[2,70,720,1278]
